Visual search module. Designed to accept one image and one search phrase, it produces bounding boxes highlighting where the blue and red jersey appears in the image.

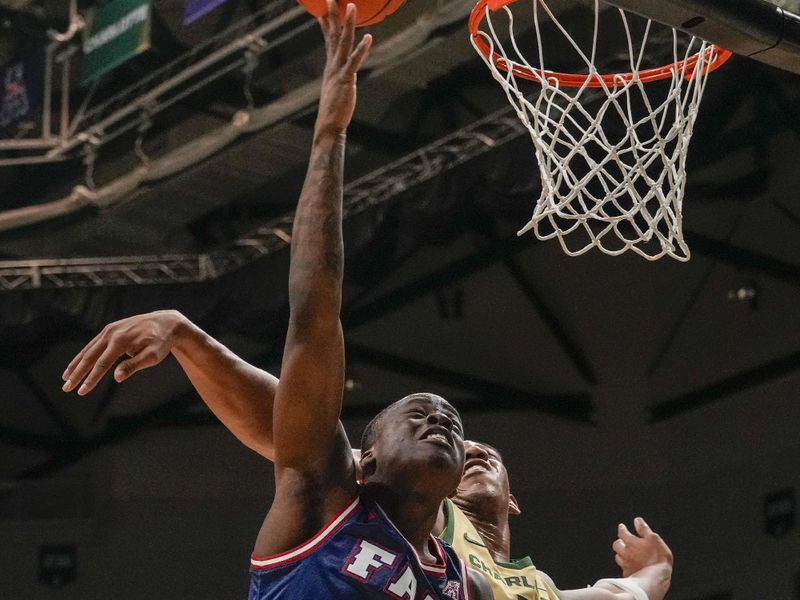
[249,493,471,599]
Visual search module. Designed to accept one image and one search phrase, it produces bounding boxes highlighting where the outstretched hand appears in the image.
[612,517,674,577]
[62,310,185,396]
[315,0,372,135]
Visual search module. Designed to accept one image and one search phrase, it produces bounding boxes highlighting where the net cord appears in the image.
[470,0,726,260]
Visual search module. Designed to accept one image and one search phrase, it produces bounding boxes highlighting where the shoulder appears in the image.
[253,487,363,560]
[274,421,358,511]
[256,436,359,557]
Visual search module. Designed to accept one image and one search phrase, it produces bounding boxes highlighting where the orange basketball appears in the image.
[298,0,407,27]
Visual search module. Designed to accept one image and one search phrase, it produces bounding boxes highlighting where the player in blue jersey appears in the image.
[239,4,493,597]
[249,391,491,599]
[243,4,491,597]
[63,4,490,599]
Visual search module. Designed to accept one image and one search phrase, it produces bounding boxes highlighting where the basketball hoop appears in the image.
[469,0,732,261]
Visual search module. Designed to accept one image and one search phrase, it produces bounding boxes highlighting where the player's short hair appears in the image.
[360,404,393,450]
[360,393,461,451]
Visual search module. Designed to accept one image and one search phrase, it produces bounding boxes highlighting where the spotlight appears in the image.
[726,281,758,310]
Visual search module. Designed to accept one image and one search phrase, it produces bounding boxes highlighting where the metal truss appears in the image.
[0,0,305,166]
[0,105,526,290]
[52,1,309,159]
[3,93,798,290]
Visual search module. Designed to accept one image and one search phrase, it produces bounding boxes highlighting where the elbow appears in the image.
[287,288,342,336]
[287,277,341,316]
[287,311,342,343]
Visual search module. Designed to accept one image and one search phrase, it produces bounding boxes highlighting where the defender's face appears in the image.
[371,393,466,489]
[455,440,510,500]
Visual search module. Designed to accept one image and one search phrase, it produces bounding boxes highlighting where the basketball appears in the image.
[297,0,407,27]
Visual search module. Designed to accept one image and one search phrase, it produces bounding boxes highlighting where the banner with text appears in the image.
[82,0,152,84]
[183,0,232,25]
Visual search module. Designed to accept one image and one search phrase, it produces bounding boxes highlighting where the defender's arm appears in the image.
[61,310,278,459]
[541,518,673,600]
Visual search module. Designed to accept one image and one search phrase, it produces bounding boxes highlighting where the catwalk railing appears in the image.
[0,106,525,290]
[0,0,304,166]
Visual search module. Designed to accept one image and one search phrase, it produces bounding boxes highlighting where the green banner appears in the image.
[81,0,151,84]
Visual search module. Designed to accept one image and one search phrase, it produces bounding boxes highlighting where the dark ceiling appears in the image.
[0,0,798,483]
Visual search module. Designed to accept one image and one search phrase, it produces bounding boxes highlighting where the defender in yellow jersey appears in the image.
[440,496,557,600]
[432,441,673,600]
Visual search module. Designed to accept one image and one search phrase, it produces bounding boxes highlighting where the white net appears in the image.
[470,0,730,261]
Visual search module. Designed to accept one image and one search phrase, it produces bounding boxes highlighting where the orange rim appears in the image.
[468,0,733,88]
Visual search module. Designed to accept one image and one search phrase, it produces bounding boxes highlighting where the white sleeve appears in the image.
[594,578,648,600]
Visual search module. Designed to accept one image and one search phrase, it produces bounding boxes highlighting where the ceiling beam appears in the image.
[0,425,59,452]
[646,258,719,377]
[15,368,81,441]
[343,233,535,330]
[90,380,119,425]
[347,342,595,423]
[650,350,800,422]
[772,199,800,232]
[15,390,200,480]
[148,392,592,427]
[502,257,598,386]
[686,231,800,287]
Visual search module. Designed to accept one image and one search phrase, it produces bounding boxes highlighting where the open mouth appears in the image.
[420,427,452,447]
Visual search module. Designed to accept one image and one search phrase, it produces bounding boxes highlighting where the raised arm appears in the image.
[254,1,371,555]
[61,310,278,459]
[60,4,370,465]
[271,0,370,473]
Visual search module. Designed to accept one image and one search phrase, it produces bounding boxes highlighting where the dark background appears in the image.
[0,0,798,598]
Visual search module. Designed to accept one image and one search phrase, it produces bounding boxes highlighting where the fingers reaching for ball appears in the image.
[315,0,372,134]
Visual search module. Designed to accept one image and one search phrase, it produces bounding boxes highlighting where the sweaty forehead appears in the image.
[395,393,461,421]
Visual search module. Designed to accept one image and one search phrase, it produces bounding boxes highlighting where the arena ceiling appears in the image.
[0,0,798,483]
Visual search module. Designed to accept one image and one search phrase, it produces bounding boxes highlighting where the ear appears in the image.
[359,448,376,478]
[508,493,521,516]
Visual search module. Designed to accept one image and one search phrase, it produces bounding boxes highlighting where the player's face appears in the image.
[454,440,510,501]
[370,393,466,492]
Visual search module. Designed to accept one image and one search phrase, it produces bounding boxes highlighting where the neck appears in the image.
[364,481,442,559]
[451,496,512,563]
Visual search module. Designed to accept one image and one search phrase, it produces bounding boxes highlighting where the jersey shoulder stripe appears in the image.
[250,495,361,569]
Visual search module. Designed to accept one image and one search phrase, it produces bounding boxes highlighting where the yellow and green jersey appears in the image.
[439,498,559,600]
